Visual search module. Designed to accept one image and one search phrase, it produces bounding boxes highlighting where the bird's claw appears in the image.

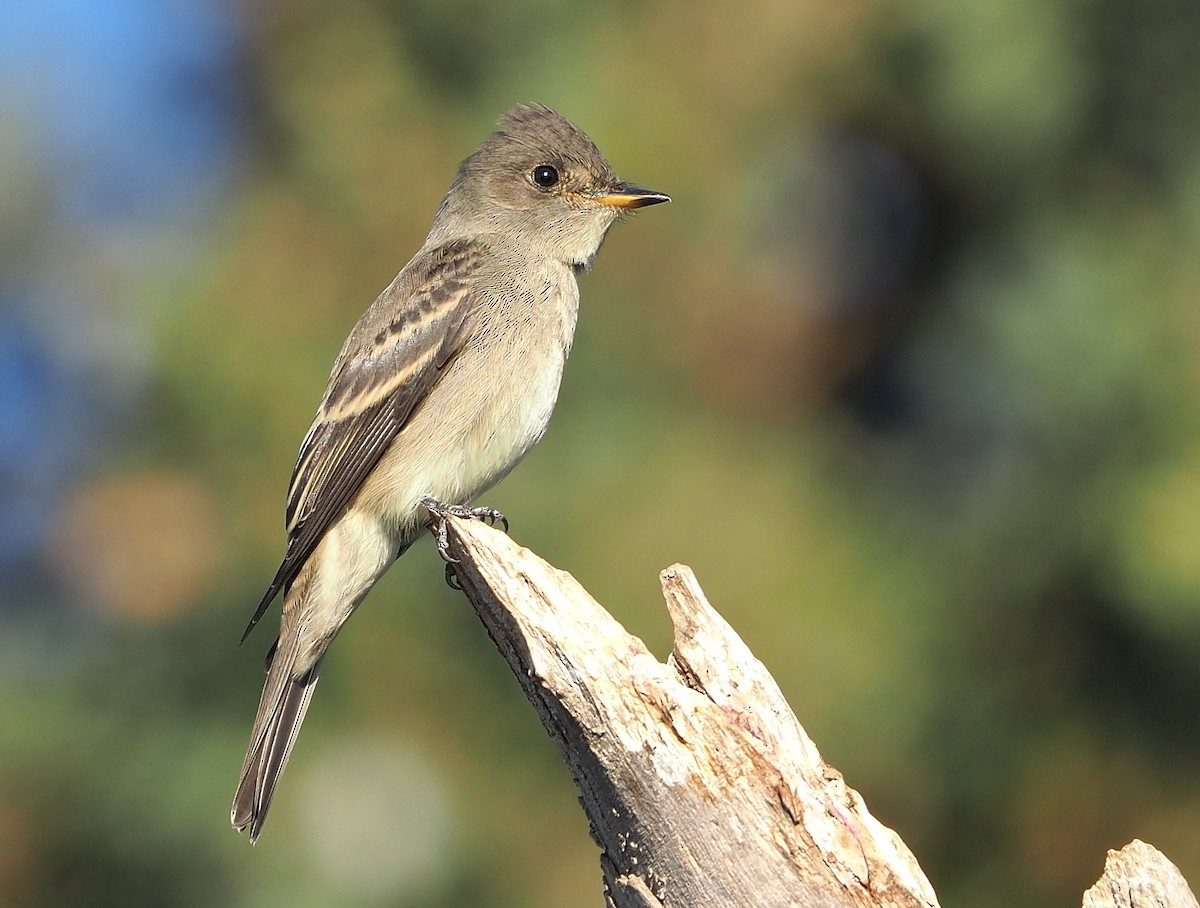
[421,496,510,585]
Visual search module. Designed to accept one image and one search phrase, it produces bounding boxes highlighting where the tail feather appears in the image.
[232,640,324,843]
[233,522,394,842]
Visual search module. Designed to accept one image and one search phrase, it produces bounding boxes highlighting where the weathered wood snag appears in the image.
[440,517,935,907]
[436,517,1197,908]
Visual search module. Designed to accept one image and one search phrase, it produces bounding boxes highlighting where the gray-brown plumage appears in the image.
[232,104,669,843]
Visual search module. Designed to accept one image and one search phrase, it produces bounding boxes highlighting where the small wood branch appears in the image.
[438,517,1197,908]
[1083,840,1199,908]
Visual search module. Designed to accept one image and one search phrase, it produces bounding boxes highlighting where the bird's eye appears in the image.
[531,164,559,188]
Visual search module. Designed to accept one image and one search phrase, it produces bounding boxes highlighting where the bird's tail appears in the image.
[231,629,323,844]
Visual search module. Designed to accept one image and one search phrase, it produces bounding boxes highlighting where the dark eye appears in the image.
[531,164,559,188]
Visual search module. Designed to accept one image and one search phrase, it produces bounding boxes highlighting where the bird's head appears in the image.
[434,104,670,269]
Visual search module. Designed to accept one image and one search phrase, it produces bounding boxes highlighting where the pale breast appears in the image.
[354,259,579,539]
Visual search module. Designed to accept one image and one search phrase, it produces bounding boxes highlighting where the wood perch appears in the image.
[437,516,1197,908]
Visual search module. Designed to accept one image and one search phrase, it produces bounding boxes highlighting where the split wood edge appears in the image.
[439,517,1197,908]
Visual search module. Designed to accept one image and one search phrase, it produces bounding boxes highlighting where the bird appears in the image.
[231,103,670,843]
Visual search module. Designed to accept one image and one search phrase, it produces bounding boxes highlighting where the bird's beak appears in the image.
[590,182,671,209]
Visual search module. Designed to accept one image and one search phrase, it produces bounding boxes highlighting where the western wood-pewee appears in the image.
[232,104,669,842]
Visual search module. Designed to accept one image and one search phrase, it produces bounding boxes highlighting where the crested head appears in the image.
[494,104,616,179]
[427,104,669,269]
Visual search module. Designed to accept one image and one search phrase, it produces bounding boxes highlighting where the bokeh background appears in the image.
[2,0,1200,905]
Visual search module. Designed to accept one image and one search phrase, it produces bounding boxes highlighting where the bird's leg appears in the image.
[421,496,509,589]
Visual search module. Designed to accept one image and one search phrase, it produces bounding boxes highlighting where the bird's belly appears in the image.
[356,338,566,538]
[450,357,561,499]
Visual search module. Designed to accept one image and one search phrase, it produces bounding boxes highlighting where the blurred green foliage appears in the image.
[4,0,1200,905]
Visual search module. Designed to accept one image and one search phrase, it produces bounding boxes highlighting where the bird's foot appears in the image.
[421,497,509,589]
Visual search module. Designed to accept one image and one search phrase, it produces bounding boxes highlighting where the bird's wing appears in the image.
[241,240,486,642]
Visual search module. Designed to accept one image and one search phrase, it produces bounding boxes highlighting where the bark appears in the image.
[1082,840,1199,908]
